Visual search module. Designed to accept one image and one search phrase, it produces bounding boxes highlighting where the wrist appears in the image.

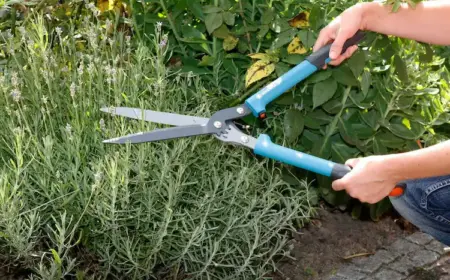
[382,153,411,182]
[360,2,382,31]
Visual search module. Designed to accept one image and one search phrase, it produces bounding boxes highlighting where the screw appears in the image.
[241,136,249,144]
[237,107,245,115]
[214,121,222,128]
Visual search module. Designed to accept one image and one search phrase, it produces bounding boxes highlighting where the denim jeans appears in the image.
[390,175,450,246]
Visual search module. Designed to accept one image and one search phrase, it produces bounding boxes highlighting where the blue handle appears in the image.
[254,134,335,177]
[244,30,366,117]
[245,61,318,117]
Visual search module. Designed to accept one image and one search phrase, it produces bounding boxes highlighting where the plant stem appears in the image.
[159,0,187,56]
[239,0,253,53]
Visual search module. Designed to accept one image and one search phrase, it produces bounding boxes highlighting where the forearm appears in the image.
[386,140,450,182]
[361,1,450,45]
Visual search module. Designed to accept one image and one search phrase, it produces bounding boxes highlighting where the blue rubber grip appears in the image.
[245,60,318,117]
[254,134,335,177]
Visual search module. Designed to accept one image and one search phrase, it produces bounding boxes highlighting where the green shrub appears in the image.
[128,0,450,219]
[0,12,317,279]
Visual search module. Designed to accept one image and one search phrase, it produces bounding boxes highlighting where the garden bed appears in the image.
[272,203,416,279]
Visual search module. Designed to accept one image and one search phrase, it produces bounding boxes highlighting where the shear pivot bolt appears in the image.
[241,136,249,144]
[214,121,222,128]
[237,107,244,115]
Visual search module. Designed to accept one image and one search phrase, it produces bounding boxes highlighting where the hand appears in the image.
[313,3,368,67]
[332,155,400,204]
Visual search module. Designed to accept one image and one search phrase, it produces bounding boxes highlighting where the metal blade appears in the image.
[100,107,209,126]
[103,124,212,144]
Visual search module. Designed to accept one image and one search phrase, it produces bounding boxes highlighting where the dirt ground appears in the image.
[272,203,417,280]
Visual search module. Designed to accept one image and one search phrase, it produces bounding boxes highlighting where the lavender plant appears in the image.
[0,9,316,280]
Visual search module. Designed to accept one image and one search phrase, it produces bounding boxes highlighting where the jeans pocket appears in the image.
[421,178,450,224]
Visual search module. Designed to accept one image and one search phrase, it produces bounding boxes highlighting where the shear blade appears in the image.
[100,107,209,126]
[103,124,212,144]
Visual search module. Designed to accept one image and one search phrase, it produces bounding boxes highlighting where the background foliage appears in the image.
[126,0,450,219]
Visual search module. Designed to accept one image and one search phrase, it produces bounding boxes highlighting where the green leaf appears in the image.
[189,2,204,20]
[373,136,388,155]
[386,117,425,140]
[198,55,215,66]
[261,9,274,25]
[307,70,332,84]
[212,24,229,39]
[271,17,291,33]
[51,249,62,266]
[347,50,365,77]
[282,54,305,65]
[377,131,405,148]
[271,29,296,49]
[205,13,223,34]
[284,109,304,143]
[203,5,222,13]
[419,44,433,63]
[223,11,235,26]
[322,98,343,115]
[313,77,338,109]
[359,109,378,129]
[394,54,408,83]
[304,110,333,129]
[309,5,324,30]
[331,142,359,164]
[361,70,371,98]
[352,204,362,220]
[332,66,359,86]
[275,62,291,77]
[298,30,317,49]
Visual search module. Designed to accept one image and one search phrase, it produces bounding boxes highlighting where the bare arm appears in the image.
[313,0,450,66]
[363,1,450,45]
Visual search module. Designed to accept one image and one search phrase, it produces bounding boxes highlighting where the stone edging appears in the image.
[328,232,449,280]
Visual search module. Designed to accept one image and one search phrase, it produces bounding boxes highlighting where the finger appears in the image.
[313,29,332,52]
[331,178,346,191]
[329,28,353,60]
[328,45,358,66]
[345,158,361,167]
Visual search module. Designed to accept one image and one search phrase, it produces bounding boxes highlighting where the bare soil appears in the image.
[272,202,417,280]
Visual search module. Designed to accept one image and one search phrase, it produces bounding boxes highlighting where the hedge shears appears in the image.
[101,30,405,197]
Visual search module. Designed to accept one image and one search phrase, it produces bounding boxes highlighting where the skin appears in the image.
[313,1,450,204]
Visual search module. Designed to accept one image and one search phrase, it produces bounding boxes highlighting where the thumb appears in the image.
[345,157,361,168]
[329,28,351,60]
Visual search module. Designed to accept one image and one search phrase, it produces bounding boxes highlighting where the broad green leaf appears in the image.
[359,109,378,129]
[361,70,371,98]
[322,98,343,115]
[261,9,274,25]
[282,54,305,65]
[258,25,270,39]
[312,135,331,159]
[203,5,222,13]
[298,30,316,49]
[301,129,322,150]
[212,24,229,39]
[307,69,332,84]
[385,117,425,140]
[275,62,291,77]
[373,136,388,155]
[377,131,405,148]
[189,2,204,20]
[198,55,215,66]
[304,109,333,129]
[331,142,359,164]
[223,11,235,26]
[332,66,359,86]
[348,50,365,77]
[272,29,297,49]
[313,77,337,109]
[309,5,324,30]
[419,44,433,63]
[205,13,223,34]
[271,17,291,33]
[284,109,304,143]
[394,54,408,83]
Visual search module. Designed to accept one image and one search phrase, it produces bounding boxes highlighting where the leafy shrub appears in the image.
[0,12,317,279]
[128,0,450,219]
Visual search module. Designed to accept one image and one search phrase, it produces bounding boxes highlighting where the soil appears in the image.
[272,202,417,280]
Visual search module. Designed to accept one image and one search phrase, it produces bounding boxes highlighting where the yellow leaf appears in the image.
[248,53,271,60]
[288,11,310,28]
[287,36,307,54]
[223,35,239,51]
[245,60,275,88]
[97,0,123,13]
[402,118,411,130]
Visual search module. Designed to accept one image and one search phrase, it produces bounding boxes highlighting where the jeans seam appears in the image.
[421,178,450,225]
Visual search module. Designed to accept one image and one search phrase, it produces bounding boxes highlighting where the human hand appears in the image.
[331,155,401,204]
[313,3,368,68]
